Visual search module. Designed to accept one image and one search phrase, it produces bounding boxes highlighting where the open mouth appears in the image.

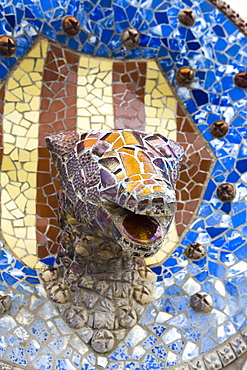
[102,198,168,254]
[122,213,163,245]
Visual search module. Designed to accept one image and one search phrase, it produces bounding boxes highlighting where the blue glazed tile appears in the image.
[2,272,18,285]
[42,22,56,39]
[235,243,247,260]
[232,311,247,331]
[125,362,140,370]
[141,354,163,370]
[183,327,201,341]
[139,305,157,326]
[208,260,226,279]
[26,277,40,285]
[156,12,169,27]
[0,63,8,79]
[226,44,241,57]
[194,271,208,283]
[184,99,197,114]
[201,335,217,353]
[220,202,232,214]
[192,89,209,106]
[215,38,227,51]
[229,87,246,101]
[167,339,184,355]
[206,213,222,227]
[193,257,207,269]
[224,19,238,35]
[142,335,157,349]
[151,344,167,360]
[68,37,79,50]
[213,25,226,37]
[6,347,27,365]
[96,44,109,56]
[236,159,247,173]
[157,298,176,314]
[109,344,130,361]
[225,281,239,296]
[165,285,183,296]
[212,293,225,310]
[149,324,167,337]
[171,296,189,312]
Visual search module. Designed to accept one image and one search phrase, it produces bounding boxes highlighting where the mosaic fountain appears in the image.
[39,129,183,353]
[0,0,247,369]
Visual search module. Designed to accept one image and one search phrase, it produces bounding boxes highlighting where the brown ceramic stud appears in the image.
[234,72,247,89]
[176,67,194,85]
[216,183,235,202]
[0,36,16,56]
[190,292,213,313]
[210,120,229,138]
[178,9,195,27]
[62,16,80,36]
[0,292,12,313]
[121,27,140,48]
[185,242,206,260]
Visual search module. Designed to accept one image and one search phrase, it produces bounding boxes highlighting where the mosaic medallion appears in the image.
[0,0,247,369]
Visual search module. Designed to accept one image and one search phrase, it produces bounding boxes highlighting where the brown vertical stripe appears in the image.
[113,61,146,130]
[176,103,213,237]
[37,44,79,259]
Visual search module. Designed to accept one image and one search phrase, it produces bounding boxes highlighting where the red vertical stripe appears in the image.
[113,61,146,130]
[37,44,79,259]
[176,103,212,236]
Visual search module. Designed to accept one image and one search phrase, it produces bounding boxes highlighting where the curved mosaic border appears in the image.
[173,329,247,369]
[209,0,247,35]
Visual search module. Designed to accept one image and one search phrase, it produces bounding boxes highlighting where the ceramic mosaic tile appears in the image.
[175,103,213,237]
[77,57,114,131]
[0,0,246,369]
[1,40,48,268]
[113,61,146,131]
[37,43,79,260]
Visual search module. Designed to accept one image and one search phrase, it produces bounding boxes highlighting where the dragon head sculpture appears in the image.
[46,129,183,258]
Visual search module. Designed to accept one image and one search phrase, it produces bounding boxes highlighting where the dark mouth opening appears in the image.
[122,213,162,245]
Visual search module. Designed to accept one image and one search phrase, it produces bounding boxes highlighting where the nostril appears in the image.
[152,197,164,205]
[137,199,149,212]
[151,197,165,214]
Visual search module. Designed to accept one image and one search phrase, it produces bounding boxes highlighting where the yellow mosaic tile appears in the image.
[144,60,179,267]
[77,57,114,131]
[145,60,177,141]
[1,40,48,269]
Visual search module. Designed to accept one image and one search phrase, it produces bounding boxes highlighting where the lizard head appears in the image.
[46,130,183,258]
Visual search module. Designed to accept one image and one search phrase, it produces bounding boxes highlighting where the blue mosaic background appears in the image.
[0,0,247,369]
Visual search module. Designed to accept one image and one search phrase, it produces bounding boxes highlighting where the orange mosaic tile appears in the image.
[175,103,213,237]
